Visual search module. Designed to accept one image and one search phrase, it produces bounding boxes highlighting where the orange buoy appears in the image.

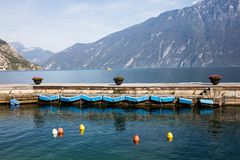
[133,135,140,144]
[58,133,64,138]
[58,127,64,135]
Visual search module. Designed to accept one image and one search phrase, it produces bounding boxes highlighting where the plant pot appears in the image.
[33,79,42,85]
[32,77,43,85]
[209,75,222,85]
[114,79,124,85]
[209,78,221,85]
[113,76,124,85]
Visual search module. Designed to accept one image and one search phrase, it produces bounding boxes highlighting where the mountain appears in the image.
[43,0,240,70]
[0,39,40,70]
[10,42,54,65]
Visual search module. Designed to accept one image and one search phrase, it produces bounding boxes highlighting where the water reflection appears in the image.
[10,105,20,111]
[113,113,126,131]
[207,120,223,137]
[39,105,58,113]
[4,104,240,134]
[199,108,214,115]
[150,108,175,115]
[33,110,45,128]
[176,108,192,114]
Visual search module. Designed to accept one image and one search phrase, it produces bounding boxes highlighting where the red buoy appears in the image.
[58,127,64,135]
[58,133,64,138]
[133,135,140,144]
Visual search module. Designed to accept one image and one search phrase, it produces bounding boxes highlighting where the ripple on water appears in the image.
[0,105,239,160]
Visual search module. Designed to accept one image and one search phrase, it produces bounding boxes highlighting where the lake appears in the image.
[0,68,240,159]
[0,105,239,160]
[0,67,240,84]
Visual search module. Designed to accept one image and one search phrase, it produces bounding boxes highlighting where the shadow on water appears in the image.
[113,114,126,131]
[199,108,214,115]
[207,120,223,137]
[176,107,192,114]
[36,105,218,117]
[10,104,20,111]
[33,110,45,128]
[17,104,240,135]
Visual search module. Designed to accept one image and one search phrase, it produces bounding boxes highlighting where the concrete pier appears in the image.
[0,83,240,106]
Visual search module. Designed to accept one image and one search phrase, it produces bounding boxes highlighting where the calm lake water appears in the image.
[0,67,240,84]
[0,68,240,159]
[0,105,239,160]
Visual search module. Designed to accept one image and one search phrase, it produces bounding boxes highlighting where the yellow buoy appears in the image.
[167,131,173,141]
[80,130,85,135]
[79,124,85,131]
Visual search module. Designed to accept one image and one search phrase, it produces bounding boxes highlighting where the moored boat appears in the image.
[103,95,126,103]
[60,95,81,103]
[113,96,126,103]
[39,95,60,101]
[150,96,175,103]
[178,97,193,105]
[199,99,214,105]
[10,98,20,105]
[102,96,114,103]
[81,94,102,102]
[126,95,149,103]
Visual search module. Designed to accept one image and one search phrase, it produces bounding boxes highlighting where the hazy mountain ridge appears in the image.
[10,42,54,65]
[0,39,40,70]
[43,0,240,70]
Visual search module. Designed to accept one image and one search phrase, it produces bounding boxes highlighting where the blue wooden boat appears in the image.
[199,99,214,105]
[39,95,59,101]
[113,96,126,102]
[126,95,149,103]
[81,94,102,102]
[179,97,192,105]
[60,95,81,102]
[102,96,114,103]
[150,95,161,102]
[160,96,175,103]
[103,95,126,103]
[150,96,175,103]
[10,98,20,105]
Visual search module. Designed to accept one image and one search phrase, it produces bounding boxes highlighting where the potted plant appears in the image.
[208,75,222,85]
[113,76,124,85]
[32,77,43,85]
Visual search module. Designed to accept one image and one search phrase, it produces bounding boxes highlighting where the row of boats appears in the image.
[37,94,214,106]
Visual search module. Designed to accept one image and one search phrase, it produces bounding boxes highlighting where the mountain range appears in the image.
[0,39,39,70]
[42,0,240,70]
[10,42,54,65]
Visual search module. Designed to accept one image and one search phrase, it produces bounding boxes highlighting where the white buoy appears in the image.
[53,133,57,137]
[52,128,58,137]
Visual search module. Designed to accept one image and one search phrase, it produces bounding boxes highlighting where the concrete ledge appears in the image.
[0,83,240,106]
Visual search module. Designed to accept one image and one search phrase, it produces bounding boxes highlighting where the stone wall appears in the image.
[0,83,240,106]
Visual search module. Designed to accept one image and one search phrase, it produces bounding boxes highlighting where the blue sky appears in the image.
[0,0,200,52]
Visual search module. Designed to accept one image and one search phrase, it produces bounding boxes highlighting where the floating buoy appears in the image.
[58,133,64,138]
[52,128,58,137]
[80,130,85,136]
[58,127,64,135]
[167,131,173,141]
[133,135,140,144]
[79,124,85,131]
